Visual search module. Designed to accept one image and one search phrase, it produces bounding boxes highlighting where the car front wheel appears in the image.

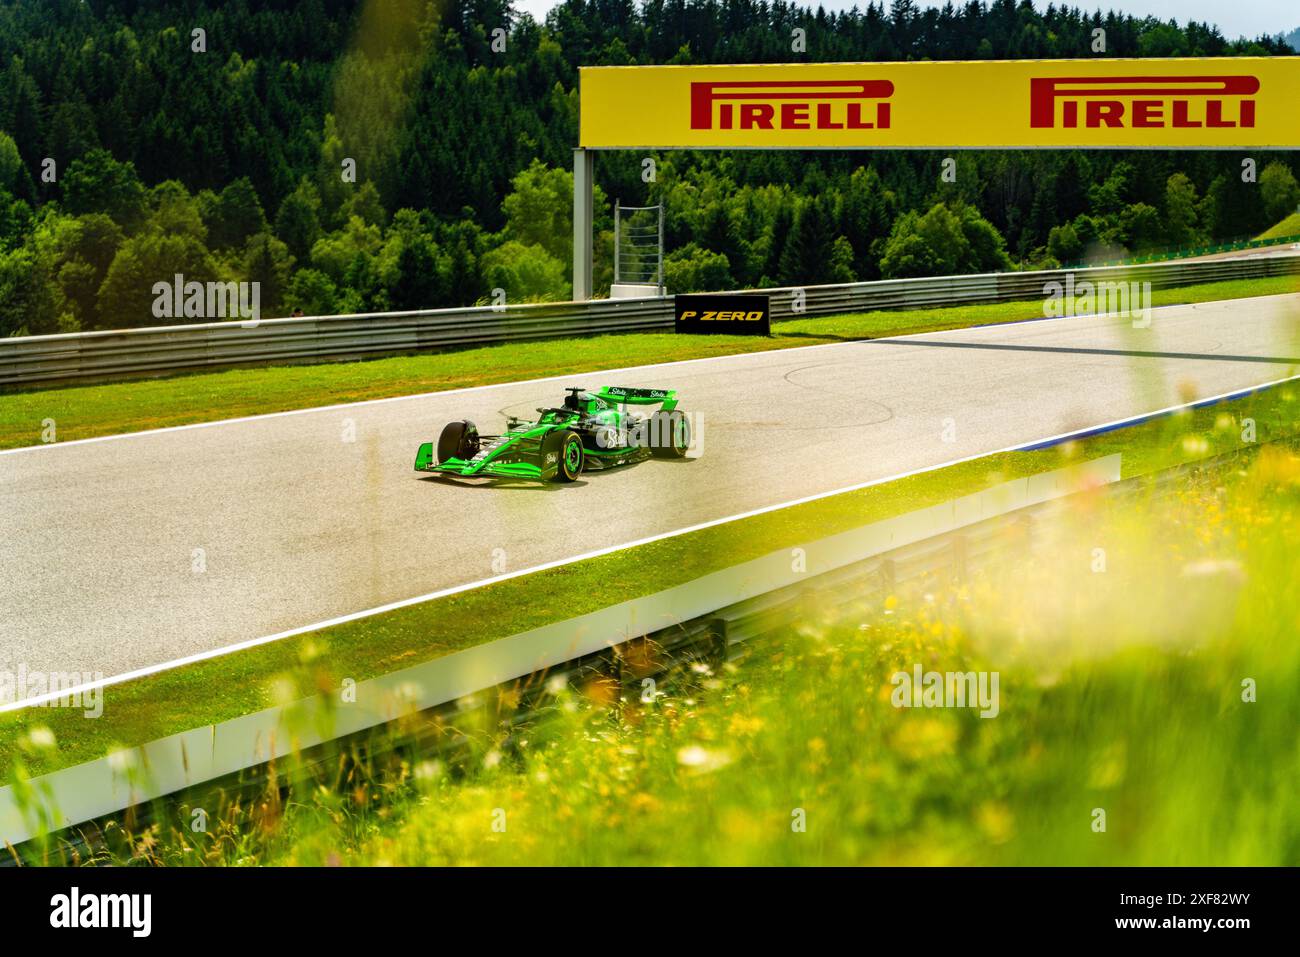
[544,429,584,482]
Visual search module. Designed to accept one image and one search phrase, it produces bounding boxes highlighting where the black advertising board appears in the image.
[674,294,771,335]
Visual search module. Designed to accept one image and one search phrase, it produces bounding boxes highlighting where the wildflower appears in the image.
[22,727,56,751]
[676,745,732,772]
[1180,559,1246,583]
[727,714,765,736]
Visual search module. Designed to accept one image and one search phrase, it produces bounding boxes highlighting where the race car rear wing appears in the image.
[595,386,678,410]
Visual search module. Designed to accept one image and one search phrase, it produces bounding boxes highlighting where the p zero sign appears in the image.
[675,294,771,335]
[579,58,1300,149]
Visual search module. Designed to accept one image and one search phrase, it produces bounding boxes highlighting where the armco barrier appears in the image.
[3,252,1299,389]
[0,455,1119,847]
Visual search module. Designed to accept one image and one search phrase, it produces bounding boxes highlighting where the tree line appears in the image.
[1,0,1297,336]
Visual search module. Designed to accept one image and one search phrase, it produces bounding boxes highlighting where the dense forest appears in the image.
[1,0,1299,334]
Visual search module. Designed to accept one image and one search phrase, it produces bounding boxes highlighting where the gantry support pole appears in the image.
[573,147,595,301]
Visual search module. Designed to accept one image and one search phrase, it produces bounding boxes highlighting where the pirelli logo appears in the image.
[1029,75,1259,129]
[689,80,893,131]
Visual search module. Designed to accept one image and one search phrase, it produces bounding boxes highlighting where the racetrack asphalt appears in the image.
[2,292,1298,700]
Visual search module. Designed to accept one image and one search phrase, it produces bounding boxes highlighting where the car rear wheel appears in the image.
[437,420,479,463]
[544,429,585,482]
[650,410,691,458]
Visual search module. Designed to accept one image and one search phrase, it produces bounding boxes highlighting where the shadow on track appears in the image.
[417,475,588,491]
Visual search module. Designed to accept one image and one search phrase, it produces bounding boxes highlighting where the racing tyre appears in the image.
[650,410,691,459]
[437,420,479,463]
[544,429,585,482]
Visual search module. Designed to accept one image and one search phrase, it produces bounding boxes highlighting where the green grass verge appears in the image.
[262,440,1300,866]
[1257,213,1300,241]
[56,427,1300,865]
[1,274,1295,452]
[4,377,1297,784]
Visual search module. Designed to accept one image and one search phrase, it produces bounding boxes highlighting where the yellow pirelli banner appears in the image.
[579,58,1300,150]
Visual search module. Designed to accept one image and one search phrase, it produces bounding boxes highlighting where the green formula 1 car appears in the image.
[415,386,693,483]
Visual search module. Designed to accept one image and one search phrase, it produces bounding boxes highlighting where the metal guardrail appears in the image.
[3,253,1299,389]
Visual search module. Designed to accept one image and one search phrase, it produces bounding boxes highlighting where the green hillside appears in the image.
[0,0,1296,337]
